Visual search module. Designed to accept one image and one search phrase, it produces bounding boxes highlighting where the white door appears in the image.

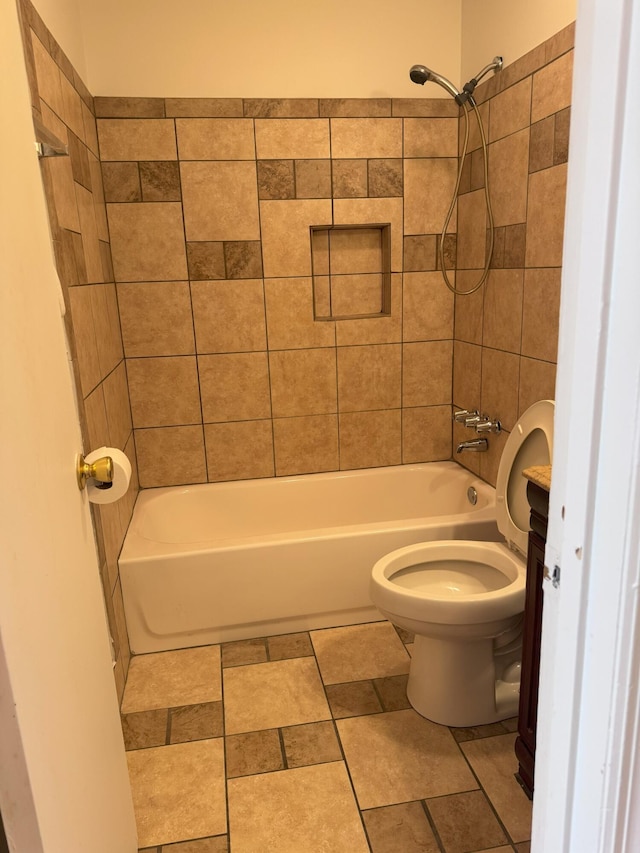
[0,2,137,851]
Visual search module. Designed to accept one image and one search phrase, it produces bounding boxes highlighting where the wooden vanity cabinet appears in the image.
[515,479,549,799]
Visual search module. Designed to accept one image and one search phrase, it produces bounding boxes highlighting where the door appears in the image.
[0,2,137,850]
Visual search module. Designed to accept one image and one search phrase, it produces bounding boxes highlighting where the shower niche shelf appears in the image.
[310,223,391,321]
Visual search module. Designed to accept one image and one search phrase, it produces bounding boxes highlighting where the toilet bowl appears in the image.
[370,399,554,727]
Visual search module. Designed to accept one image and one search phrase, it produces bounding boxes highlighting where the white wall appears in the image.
[79,0,461,98]
[31,0,87,80]
[461,0,576,83]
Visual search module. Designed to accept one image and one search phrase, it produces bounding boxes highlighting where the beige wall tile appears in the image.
[295,159,331,199]
[181,161,259,242]
[192,279,266,354]
[479,426,508,488]
[258,159,295,199]
[459,101,489,153]
[91,283,124,377]
[199,352,271,422]
[204,420,274,482]
[135,426,207,487]
[331,274,383,315]
[165,98,243,117]
[521,268,561,362]
[97,119,177,161]
[488,129,529,227]
[75,183,103,282]
[482,270,524,354]
[88,154,109,242]
[404,159,458,235]
[117,281,195,357]
[339,409,401,470]
[102,361,132,450]
[108,202,188,281]
[453,341,481,411]
[265,278,335,349]
[402,341,453,407]
[102,161,141,203]
[273,414,339,475]
[46,156,80,231]
[329,228,382,274]
[519,357,557,416]
[532,51,574,123]
[260,199,332,277]
[93,97,165,118]
[176,118,255,159]
[112,578,131,676]
[82,101,99,156]
[368,159,403,197]
[269,348,337,417]
[457,189,488,269]
[59,73,84,139]
[481,348,520,431]
[335,273,402,346]
[31,33,63,116]
[332,160,368,198]
[320,99,391,118]
[255,119,330,159]
[333,198,403,271]
[404,118,458,158]
[330,118,402,158]
[404,235,437,271]
[127,356,201,428]
[83,384,110,450]
[68,285,102,396]
[454,281,484,344]
[489,78,532,142]
[337,344,401,412]
[127,739,226,848]
[402,405,452,463]
[525,164,568,266]
[393,98,459,118]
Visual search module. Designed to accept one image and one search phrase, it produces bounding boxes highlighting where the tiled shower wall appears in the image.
[453,24,574,484]
[96,97,461,487]
[17,0,135,700]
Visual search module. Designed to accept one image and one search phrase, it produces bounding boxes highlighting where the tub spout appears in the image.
[456,438,488,453]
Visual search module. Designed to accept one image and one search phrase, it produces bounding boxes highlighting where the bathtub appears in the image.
[120,462,498,653]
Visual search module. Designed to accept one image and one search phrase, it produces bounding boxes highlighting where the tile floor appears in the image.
[121,620,532,853]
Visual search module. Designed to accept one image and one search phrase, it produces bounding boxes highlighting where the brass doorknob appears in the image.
[76,454,114,491]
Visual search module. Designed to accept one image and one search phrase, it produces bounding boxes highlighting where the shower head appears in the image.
[409,64,462,101]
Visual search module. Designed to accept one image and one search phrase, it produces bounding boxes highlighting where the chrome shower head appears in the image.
[409,64,462,101]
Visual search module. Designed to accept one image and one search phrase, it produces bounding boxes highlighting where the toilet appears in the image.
[370,399,554,727]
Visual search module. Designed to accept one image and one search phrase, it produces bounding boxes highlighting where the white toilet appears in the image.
[370,399,554,727]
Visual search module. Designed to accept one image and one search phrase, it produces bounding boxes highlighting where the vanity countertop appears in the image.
[523,465,552,492]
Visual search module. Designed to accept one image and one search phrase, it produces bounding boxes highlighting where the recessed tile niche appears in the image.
[311,224,391,320]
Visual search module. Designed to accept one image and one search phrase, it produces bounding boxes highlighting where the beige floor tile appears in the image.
[127,739,226,848]
[227,762,369,852]
[362,802,440,853]
[311,622,410,684]
[223,657,331,734]
[225,729,284,778]
[267,631,314,660]
[374,675,411,711]
[122,708,168,750]
[221,638,267,667]
[169,702,223,744]
[122,646,221,713]
[161,838,228,852]
[281,721,342,768]
[337,709,477,809]
[450,721,512,743]
[325,680,382,718]
[426,790,508,852]
[461,733,532,843]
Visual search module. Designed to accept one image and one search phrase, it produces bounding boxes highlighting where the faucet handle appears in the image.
[476,418,501,434]
[453,409,478,423]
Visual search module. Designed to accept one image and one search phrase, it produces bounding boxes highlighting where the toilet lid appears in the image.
[495,400,554,556]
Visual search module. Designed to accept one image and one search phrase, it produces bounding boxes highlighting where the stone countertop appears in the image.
[523,465,552,492]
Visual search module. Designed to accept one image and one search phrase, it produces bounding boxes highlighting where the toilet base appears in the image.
[407,633,521,727]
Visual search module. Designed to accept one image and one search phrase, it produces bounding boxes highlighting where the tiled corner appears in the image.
[122,646,222,713]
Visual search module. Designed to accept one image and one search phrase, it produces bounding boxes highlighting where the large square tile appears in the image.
[223,657,331,734]
[127,739,226,848]
[107,202,187,282]
[461,732,532,843]
[311,622,410,684]
[122,646,221,713]
[337,709,477,809]
[227,762,369,853]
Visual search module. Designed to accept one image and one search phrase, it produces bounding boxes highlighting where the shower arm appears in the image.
[460,56,503,102]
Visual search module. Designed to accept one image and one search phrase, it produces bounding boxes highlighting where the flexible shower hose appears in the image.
[438,99,495,296]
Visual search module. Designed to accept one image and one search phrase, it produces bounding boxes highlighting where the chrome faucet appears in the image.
[456,438,488,453]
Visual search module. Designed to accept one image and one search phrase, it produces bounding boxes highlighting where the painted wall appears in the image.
[78,0,462,98]
[461,0,576,83]
[30,0,86,79]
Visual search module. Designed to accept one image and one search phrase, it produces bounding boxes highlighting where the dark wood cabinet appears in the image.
[515,479,549,799]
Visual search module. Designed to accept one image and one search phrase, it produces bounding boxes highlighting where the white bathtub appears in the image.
[120,462,498,653]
